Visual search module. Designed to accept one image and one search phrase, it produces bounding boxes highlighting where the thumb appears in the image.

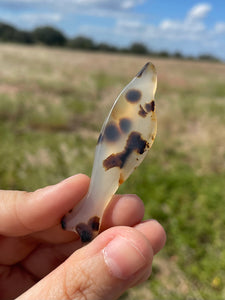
[17,226,155,300]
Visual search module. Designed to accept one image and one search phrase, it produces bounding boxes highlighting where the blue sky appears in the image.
[0,0,225,59]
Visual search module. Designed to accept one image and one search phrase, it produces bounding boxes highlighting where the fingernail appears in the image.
[103,236,147,280]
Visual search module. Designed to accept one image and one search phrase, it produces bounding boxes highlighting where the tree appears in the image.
[158,50,170,58]
[129,42,149,55]
[198,54,219,62]
[0,22,18,41]
[173,51,183,59]
[32,26,66,46]
[0,22,34,44]
[68,36,95,50]
[96,42,117,52]
[14,31,34,44]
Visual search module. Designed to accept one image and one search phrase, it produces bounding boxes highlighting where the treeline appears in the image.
[0,22,220,61]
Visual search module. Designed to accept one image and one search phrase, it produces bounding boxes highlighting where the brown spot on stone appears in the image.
[125,89,141,103]
[136,62,150,78]
[151,135,155,141]
[119,118,132,133]
[119,173,125,185]
[104,122,120,142]
[145,100,155,112]
[103,131,148,171]
[138,104,147,118]
[88,216,100,231]
[76,223,93,243]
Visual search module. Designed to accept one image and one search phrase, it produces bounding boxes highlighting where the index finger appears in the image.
[0,174,90,236]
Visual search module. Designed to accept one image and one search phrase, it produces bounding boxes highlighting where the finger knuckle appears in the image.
[64,262,104,300]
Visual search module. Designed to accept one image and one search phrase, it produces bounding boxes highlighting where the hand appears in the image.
[0,174,166,300]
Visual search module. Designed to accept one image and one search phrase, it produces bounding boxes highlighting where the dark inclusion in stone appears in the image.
[88,216,100,231]
[76,216,100,243]
[138,105,147,118]
[136,62,150,78]
[76,223,93,243]
[125,89,141,103]
[119,118,132,133]
[104,122,120,142]
[103,131,149,171]
[145,100,155,112]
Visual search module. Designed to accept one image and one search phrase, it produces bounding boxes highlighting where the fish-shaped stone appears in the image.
[61,62,157,242]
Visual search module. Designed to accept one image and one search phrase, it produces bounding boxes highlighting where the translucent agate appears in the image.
[61,62,157,242]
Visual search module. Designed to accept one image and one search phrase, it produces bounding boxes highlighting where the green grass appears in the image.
[0,44,225,299]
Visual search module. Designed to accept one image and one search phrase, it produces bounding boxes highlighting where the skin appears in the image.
[0,174,166,300]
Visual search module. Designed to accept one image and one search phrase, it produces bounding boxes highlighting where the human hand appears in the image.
[0,174,166,300]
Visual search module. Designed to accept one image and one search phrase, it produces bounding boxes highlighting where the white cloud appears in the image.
[0,11,62,29]
[0,0,147,32]
[187,3,212,21]
[0,0,147,27]
[113,3,210,44]
[68,0,146,16]
[19,13,62,26]
[157,3,211,42]
[0,0,145,12]
[60,0,141,8]
[120,0,142,9]
[116,19,144,31]
[1,0,41,3]
[81,2,224,60]
[214,22,225,34]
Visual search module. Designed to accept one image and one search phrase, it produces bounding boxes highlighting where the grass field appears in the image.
[0,43,224,299]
